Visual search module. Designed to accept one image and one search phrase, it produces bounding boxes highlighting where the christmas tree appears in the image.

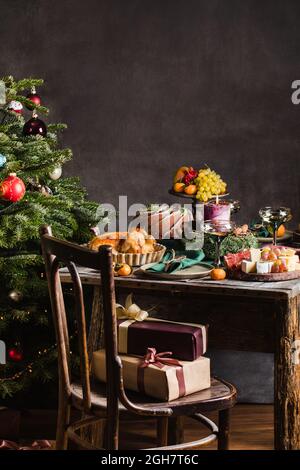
[0,76,101,401]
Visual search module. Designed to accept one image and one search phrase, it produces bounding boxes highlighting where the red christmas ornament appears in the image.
[7,100,23,114]
[23,113,47,137]
[0,173,26,202]
[26,86,41,110]
[8,346,23,362]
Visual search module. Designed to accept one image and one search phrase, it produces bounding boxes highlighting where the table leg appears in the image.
[275,296,300,449]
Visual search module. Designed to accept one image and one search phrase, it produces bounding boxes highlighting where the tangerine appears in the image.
[184,184,197,195]
[173,182,185,193]
[210,268,227,280]
[117,264,132,276]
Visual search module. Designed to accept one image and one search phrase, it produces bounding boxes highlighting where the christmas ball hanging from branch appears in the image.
[0,173,26,202]
[49,165,62,180]
[8,343,23,362]
[26,86,41,110]
[23,112,47,137]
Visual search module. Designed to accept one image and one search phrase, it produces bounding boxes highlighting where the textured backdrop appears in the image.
[2,0,300,402]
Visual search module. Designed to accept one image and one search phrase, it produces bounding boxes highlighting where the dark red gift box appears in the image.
[117,318,207,361]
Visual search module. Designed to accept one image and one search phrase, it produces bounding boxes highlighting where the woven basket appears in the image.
[112,243,166,267]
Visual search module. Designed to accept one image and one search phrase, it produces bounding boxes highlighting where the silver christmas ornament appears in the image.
[49,166,62,180]
[9,289,23,303]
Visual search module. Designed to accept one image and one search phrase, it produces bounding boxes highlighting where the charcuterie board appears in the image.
[228,269,300,282]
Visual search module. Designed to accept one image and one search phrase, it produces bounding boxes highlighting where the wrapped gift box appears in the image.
[117,318,207,361]
[92,349,211,401]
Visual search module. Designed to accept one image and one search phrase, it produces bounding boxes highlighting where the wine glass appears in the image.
[259,207,292,246]
[203,220,236,267]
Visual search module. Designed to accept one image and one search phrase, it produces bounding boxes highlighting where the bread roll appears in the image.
[88,237,119,251]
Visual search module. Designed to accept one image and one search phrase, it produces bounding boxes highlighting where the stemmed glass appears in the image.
[259,207,292,246]
[203,220,236,267]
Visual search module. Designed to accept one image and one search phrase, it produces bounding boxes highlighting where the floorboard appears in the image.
[119,404,274,450]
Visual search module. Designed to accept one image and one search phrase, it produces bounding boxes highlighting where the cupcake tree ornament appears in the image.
[0,153,7,168]
[7,100,23,114]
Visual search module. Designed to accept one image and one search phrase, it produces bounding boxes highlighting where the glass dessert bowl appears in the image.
[203,219,236,267]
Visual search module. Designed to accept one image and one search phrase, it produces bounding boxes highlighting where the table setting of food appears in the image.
[86,164,300,283]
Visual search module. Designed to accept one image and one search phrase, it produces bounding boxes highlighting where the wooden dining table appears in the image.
[59,267,300,450]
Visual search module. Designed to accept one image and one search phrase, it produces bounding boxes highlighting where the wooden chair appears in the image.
[40,225,237,450]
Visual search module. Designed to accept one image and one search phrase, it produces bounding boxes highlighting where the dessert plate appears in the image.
[137,262,213,280]
[256,230,292,243]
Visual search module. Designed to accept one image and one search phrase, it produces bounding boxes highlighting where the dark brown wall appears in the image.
[2,0,300,222]
[3,0,300,402]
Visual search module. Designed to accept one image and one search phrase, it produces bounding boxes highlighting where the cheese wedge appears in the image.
[256,261,271,274]
[241,260,256,273]
[250,248,261,263]
[279,255,299,272]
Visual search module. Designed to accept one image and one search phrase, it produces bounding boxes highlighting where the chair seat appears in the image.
[70,377,236,417]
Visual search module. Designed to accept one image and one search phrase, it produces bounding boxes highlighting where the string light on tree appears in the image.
[23,112,47,137]
[8,289,24,303]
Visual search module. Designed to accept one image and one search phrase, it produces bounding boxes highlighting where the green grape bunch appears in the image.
[194,167,227,202]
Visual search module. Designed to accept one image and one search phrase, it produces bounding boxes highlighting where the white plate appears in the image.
[137,262,213,280]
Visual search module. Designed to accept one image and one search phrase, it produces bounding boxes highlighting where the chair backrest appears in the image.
[39,225,120,416]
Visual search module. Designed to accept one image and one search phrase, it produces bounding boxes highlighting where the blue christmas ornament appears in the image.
[0,154,7,168]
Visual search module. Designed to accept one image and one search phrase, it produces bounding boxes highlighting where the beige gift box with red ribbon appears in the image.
[92,348,210,402]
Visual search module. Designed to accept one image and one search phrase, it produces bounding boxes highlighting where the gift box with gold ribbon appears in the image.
[116,295,207,361]
[92,347,211,401]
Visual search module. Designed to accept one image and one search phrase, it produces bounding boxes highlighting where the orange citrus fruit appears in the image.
[117,264,132,276]
[210,268,227,280]
[173,182,185,193]
[276,225,285,238]
[184,184,197,195]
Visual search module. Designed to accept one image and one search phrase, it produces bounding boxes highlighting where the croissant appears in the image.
[88,237,119,251]
[118,238,141,254]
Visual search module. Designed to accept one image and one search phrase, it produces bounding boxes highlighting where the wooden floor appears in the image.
[119,404,274,450]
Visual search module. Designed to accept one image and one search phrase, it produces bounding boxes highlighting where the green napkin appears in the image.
[146,249,206,273]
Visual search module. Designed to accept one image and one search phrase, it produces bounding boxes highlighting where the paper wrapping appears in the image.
[92,349,211,401]
[117,318,207,361]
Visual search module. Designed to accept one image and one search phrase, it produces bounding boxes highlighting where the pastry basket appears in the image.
[112,243,166,267]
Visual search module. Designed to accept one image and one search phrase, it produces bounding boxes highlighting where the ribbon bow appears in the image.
[139,347,182,370]
[137,347,186,398]
[116,294,148,322]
